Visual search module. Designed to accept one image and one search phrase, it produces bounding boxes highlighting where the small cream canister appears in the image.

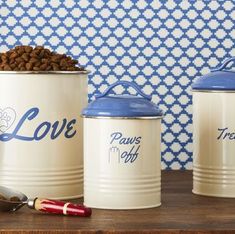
[82,81,163,209]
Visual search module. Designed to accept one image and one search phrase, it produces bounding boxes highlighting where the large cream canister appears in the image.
[82,81,163,209]
[192,57,235,197]
[0,71,88,199]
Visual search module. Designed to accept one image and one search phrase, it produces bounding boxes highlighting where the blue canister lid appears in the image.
[82,81,163,118]
[192,57,235,91]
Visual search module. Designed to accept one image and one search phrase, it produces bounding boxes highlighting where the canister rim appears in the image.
[81,115,163,119]
[192,89,235,93]
[0,70,91,74]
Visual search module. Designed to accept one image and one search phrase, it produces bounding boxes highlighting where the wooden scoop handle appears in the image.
[28,198,92,217]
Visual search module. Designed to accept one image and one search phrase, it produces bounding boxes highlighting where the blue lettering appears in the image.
[120,137,136,145]
[217,128,235,140]
[110,132,122,144]
[65,119,76,138]
[135,136,141,144]
[0,108,38,142]
[110,132,141,145]
[51,119,67,140]
[0,107,77,142]
[34,122,51,141]
[121,145,140,163]
[109,132,142,164]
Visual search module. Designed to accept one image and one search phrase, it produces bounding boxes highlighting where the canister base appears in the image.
[0,166,83,199]
[192,189,235,198]
[192,187,235,198]
[193,166,235,198]
[84,203,161,210]
[49,194,83,200]
[3,184,84,200]
[84,188,161,210]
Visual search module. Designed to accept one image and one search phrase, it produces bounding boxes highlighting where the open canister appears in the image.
[0,71,88,199]
[192,57,235,197]
[82,81,163,209]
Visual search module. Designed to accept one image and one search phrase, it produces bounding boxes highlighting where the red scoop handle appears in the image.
[29,198,92,217]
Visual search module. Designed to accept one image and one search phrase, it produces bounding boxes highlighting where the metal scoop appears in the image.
[0,186,91,217]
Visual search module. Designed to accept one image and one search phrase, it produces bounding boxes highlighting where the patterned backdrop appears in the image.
[0,0,234,169]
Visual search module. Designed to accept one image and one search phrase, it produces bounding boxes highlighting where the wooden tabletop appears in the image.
[1,171,235,234]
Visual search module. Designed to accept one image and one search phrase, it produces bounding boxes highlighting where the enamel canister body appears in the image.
[192,57,235,197]
[0,71,88,199]
[84,117,161,209]
[82,81,163,209]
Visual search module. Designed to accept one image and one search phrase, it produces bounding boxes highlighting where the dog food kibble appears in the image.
[9,196,21,202]
[0,46,85,71]
[0,194,21,202]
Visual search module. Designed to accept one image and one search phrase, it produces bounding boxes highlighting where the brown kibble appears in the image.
[24,46,33,53]
[17,48,25,56]
[39,50,45,58]
[67,67,76,71]
[18,61,25,68]
[10,63,17,69]
[15,57,24,64]
[1,55,8,62]
[30,52,38,58]
[26,62,33,70]
[51,55,61,62]
[41,58,48,64]
[29,58,38,64]
[9,59,15,64]
[15,45,22,50]
[33,66,40,71]
[35,46,44,50]
[4,65,11,71]
[9,52,18,60]
[22,53,29,62]
[52,63,60,71]
[72,59,78,64]
[60,59,67,67]
[46,65,52,71]
[43,49,51,57]
[0,45,85,71]
[34,61,41,67]
[40,63,47,70]
[9,196,21,202]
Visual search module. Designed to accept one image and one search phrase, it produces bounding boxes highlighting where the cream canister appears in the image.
[192,57,235,197]
[0,71,88,199]
[82,81,163,209]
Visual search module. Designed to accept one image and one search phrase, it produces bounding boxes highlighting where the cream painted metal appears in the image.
[0,71,88,199]
[83,117,162,209]
[193,91,235,197]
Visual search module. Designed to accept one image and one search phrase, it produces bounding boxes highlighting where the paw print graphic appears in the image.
[0,110,11,129]
[108,146,120,164]
[0,108,16,133]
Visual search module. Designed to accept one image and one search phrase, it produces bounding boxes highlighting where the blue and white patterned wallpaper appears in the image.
[0,0,234,169]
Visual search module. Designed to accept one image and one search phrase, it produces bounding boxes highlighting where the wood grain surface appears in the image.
[0,171,235,234]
